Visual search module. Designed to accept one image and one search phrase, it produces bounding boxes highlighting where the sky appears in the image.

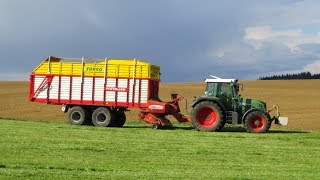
[1,0,320,82]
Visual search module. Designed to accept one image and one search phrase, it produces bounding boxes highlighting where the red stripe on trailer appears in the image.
[92,76,95,104]
[29,75,35,101]
[80,76,84,103]
[45,75,53,103]
[138,79,141,107]
[115,78,118,106]
[126,78,130,107]
[69,65,73,104]
[58,75,61,103]
[32,73,156,80]
[69,76,72,103]
[103,78,106,105]
[46,80,49,103]
[132,79,135,106]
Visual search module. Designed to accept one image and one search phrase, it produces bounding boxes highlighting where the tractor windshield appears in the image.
[205,82,239,98]
[220,83,232,95]
[205,83,216,96]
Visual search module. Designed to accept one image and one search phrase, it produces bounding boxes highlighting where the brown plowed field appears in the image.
[0,80,319,131]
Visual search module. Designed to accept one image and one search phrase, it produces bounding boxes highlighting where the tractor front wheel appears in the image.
[191,101,224,132]
[244,111,271,133]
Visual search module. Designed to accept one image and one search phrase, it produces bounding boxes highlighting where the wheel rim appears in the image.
[96,113,106,122]
[196,107,218,128]
[71,111,81,122]
[249,115,265,131]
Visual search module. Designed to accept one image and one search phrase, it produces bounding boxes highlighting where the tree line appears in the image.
[259,72,320,80]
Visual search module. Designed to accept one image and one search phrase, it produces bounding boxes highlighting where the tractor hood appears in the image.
[239,98,267,112]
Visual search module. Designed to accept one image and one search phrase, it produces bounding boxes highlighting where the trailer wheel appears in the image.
[113,111,126,127]
[92,107,113,127]
[244,111,271,133]
[67,106,87,125]
[191,101,224,132]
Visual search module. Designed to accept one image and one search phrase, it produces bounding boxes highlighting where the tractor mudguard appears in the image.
[192,97,227,113]
[242,108,270,122]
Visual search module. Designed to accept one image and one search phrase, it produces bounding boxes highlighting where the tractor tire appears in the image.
[216,120,226,131]
[113,111,126,127]
[191,101,224,132]
[91,107,114,127]
[67,106,87,125]
[244,111,271,133]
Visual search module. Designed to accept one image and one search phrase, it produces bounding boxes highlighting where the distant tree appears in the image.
[259,72,320,80]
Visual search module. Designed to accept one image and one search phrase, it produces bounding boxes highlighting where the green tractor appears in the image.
[191,76,288,133]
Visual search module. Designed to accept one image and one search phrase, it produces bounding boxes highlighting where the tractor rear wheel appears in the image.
[216,120,226,131]
[67,106,87,125]
[191,101,224,132]
[92,107,114,127]
[244,111,271,133]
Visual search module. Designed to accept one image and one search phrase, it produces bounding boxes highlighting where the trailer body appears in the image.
[29,56,189,128]
[29,56,160,108]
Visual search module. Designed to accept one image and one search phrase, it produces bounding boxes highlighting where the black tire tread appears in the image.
[113,111,126,127]
[91,107,113,127]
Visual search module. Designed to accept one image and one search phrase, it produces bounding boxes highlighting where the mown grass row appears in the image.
[0,119,319,179]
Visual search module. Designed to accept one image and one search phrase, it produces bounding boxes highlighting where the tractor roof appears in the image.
[205,75,236,83]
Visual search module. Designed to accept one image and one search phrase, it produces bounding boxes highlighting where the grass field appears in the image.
[1,80,319,179]
[0,80,319,131]
[1,119,320,179]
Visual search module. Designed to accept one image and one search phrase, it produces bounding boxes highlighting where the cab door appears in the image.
[217,83,233,111]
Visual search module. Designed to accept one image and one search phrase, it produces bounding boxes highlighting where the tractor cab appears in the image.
[204,76,240,112]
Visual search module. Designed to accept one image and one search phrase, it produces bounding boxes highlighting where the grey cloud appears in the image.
[0,0,319,81]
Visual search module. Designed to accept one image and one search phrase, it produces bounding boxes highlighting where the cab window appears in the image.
[206,83,215,92]
[220,83,231,95]
[205,83,216,96]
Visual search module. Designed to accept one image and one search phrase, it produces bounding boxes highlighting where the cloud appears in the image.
[1,1,320,81]
[244,25,320,53]
[304,60,320,74]
[275,0,320,25]
[258,59,320,79]
[207,48,225,58]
